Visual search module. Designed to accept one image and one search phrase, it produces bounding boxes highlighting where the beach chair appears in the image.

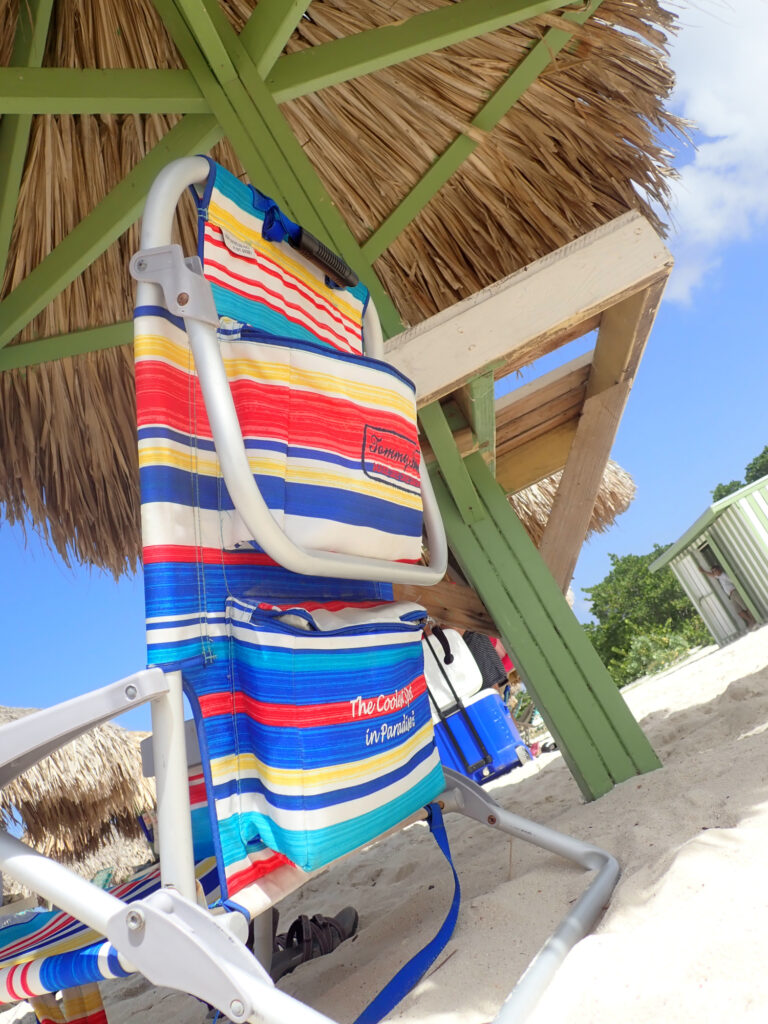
[0,156,620,1024]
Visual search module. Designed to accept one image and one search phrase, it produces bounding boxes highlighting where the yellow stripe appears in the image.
[208,199,362,328]
[134,331,415,419]
[211,723,434,789]
[138,445,421,510]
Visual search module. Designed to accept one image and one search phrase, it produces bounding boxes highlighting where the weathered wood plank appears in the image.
[538,381,630,590]
[385,212,672,406]
[495,420,577,494]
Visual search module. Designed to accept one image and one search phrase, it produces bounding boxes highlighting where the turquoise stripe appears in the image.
[223,763,444,872]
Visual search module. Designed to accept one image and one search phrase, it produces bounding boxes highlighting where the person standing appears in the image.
[700,564,758,630]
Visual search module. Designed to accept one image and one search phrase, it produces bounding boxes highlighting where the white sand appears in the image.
[4,626,768,1024]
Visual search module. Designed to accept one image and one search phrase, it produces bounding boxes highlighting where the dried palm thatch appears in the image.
[0,0,684,574]
[509,458,636,547]
[0,706,155,863]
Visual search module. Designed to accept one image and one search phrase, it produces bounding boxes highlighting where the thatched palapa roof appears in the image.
[0,707,155,862]
[0,0,682,575]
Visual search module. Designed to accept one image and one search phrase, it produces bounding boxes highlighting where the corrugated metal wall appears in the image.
[671,552,738,645]
[667,479,768,645]
[709,489,768,617]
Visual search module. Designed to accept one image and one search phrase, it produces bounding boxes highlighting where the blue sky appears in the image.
[1,0,767,727]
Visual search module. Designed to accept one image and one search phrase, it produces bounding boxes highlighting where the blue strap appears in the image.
[353,803,461,1024]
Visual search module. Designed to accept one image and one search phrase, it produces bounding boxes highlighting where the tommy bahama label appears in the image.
[362,425,420,494]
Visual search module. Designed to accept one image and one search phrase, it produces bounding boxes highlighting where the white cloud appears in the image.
[662,0,768,301]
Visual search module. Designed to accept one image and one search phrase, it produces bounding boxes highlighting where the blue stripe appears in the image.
[134,303,185,330]
[139,465,421,536]
[211,740,436,809]
[225,765,444,872]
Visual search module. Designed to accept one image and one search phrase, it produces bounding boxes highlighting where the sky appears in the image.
[1,0,767,727]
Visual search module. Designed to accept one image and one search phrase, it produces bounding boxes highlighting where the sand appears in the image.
[4,625,768,1024]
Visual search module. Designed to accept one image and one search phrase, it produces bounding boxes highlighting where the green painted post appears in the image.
[427,403,660,800]
[266,0,572,101]
[0,0,55,284]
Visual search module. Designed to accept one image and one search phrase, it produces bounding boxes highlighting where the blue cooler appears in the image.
[433,689,532,784]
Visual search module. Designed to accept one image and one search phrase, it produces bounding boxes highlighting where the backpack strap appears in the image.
[353,802,461,1024]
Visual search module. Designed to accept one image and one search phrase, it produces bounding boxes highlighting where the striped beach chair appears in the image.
[0,157,620,1024]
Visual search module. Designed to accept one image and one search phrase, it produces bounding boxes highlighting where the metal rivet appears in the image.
[135,258,147,271]
[229,1000,245,1018]
[487,814,497,826]
[126,909,145,931]
[125,684,138,701]
[176,291,189,306]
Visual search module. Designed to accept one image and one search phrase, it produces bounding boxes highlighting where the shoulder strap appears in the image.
[353,802,461,1024]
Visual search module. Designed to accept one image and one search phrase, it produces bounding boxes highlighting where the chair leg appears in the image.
[441,768,620,1023]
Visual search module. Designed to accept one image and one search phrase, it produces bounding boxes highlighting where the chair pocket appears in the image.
[221,596,445,871]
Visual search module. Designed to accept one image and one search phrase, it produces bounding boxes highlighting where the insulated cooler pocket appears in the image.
[221,597,445,871]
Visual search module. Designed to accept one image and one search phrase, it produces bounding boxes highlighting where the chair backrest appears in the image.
[134,159,441,898]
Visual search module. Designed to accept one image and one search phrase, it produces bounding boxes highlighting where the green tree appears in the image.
[583,544,710,687]
[712,479,743,502]
[744,445,768,485]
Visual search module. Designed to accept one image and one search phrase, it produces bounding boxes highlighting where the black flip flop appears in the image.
[270,907,359,982]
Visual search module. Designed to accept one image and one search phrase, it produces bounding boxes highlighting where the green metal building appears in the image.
[650,476,768,644]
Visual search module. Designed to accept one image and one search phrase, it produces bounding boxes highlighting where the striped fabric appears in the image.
[135,158,440,898]
[219,598,444,871]
[0,859,218,1004]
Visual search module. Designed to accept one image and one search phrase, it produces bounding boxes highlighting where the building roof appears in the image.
[650,475,768,572]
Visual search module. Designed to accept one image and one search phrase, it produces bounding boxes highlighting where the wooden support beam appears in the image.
[419,402,484,524]
[266,0,572,102]
[432,453,660,800]
[0,322,133,372]
[495,420,577,494]
[538,382,630,591]
[239,0,314,78]
[0,114,222,351]
[496,351,593,424]
[0,0,55,285]
[385,212,673,407]
[0,69,209,114]
[393,578,496,635]
[454,370,497,472]
[361,0,606,262]
[537,280,668,591]
[586,279,667,398]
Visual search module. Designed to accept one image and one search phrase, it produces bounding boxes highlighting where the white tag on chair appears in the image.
[221,227,257,261]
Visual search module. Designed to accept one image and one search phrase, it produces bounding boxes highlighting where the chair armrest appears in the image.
[0,668,168,787]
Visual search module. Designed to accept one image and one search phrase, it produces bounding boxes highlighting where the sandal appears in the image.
[270,907,359,982]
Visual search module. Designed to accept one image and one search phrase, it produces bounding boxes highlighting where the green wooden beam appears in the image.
[362,0,605,261]
[0,114,221,350]
[457,369,497,472]
[266,0,573,102]
[431,447,660,800]
[0,0,55,286]
[431,471,615,799]
[239,0,313,78]
[419,401,484,524]
[0,322,133,372]
[0,69,209,114]
[170,0,403,336]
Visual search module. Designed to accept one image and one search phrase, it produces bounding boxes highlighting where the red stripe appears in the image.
[204,228,361,348]
[137,359,417,462]
[142,545,275,566]
[226,852,293,896]
[206,227,361,339]
[205,260,356,355]
[199,674,427,728]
